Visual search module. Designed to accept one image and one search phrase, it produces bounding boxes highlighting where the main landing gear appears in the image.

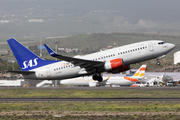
[93,74,103,82]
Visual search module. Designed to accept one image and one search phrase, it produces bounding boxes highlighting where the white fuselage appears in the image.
[23,40,175,80]
[60,75,138,86]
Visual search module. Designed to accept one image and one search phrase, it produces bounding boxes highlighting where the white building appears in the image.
[28,19,43,23]
[0,79,29,87]
[174,51,180,64]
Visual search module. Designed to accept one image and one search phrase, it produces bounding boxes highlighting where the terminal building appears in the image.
[0,79,29,87]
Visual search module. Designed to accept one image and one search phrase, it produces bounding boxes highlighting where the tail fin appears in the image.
[7,38,58,71]
[132,65,146,78]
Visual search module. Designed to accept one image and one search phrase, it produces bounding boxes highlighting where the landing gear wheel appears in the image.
[92,74,103,82]
[157,60,161,65]
[98,76,103,82]
[93,74,98,80]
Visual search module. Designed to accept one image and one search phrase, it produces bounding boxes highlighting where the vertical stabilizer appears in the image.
[132,65,146,78]
[7,38,58,71]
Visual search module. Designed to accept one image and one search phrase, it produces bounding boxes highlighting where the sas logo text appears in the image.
[22,58,38,69]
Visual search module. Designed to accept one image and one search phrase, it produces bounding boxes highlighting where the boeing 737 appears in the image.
[7,38,175,81]
[60,65,146,87]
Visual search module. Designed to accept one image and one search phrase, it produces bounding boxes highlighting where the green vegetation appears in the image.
[0,101,180,119]
[0,58,20,73]
[0,88,180,98]
[0,88,180,119]
[1,101,180,112]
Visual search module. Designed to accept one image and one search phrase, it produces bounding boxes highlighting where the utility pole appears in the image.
[54,40,58,87]
[40,38,42,57]
[55,40,58,60]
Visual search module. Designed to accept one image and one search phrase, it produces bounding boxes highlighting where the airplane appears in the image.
[7,38,175,81]
[60,65,146,87]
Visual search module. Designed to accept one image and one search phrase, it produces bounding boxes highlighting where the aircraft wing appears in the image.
[7,70,35,75]
[44,44,104,68]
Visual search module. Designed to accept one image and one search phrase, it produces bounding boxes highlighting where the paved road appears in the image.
[1,98,180,101]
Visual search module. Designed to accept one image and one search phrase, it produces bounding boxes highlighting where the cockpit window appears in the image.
[158,42,166,45]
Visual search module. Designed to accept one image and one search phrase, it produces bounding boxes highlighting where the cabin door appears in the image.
[148,42,154,52]
[46,69,51,77]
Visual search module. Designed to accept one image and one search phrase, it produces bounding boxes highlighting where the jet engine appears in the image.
[104,58,130,73]
[117,65,130,72]
[111,65,130,74]
[104,58,124,71]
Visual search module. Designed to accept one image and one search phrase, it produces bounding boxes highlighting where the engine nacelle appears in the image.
[111,65,130,73]
[104,58,124,71]
[118,65,130,73]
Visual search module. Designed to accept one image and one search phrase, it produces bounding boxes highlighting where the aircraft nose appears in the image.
[169,43,175,50]
[60,80,68,84]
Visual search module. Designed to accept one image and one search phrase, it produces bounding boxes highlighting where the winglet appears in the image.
[44,44,58,57]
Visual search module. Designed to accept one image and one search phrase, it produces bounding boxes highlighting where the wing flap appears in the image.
[7,70,35,75]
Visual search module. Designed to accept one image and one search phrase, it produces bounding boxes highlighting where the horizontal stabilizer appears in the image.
[7,70,35,75]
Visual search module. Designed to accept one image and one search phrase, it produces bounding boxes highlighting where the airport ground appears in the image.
[0,87,180,98]
[0,87,180,119]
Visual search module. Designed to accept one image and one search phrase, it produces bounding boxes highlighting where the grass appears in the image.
[0,101,179,112]
[0,88,180,98]
[0,101,180,119]
[0,88,180,119]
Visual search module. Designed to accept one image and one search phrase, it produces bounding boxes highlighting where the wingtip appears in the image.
[44,44,57,56]
[7,38,16,42]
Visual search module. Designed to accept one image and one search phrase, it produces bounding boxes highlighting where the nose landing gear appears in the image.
[157,59,161,65]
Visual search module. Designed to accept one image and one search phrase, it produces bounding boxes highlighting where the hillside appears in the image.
[43,32,180,71]
[44,32,180,53]
[1,32,180,72]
